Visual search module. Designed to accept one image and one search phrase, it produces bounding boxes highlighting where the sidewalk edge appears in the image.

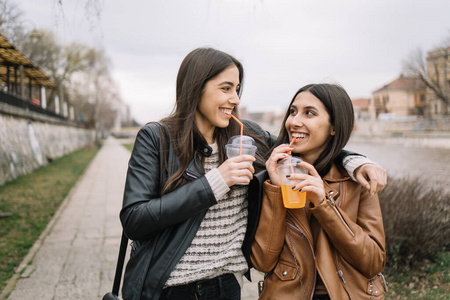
[0,149,101,299]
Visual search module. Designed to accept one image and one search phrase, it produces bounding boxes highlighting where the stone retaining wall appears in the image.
[0,105,95,186]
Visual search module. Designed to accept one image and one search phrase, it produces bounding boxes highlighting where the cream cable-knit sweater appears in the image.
[165,143,248,287]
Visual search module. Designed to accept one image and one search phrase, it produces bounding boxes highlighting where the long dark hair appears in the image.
[272,83,354,177]
[160,47,244,193]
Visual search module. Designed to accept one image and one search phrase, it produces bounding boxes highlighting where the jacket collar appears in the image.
[322,163,350,202]
[197,144,213,157]
[323,163,350,182]
[182,144,212,180]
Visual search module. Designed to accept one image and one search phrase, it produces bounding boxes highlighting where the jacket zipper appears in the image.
[327,194,355,237]
[379,272,389,292]
[333,251,352,300]
[337,182,343,206]
[286,214,316,260]
[286,214,316,300]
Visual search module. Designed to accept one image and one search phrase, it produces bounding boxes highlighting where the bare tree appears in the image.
[2,0,122,134]
[21,30,91,110]
[21,28,122,134]
[66,47,122,139]
[0,0,23,43]
[403,32,450,116]
[57,0,104,31]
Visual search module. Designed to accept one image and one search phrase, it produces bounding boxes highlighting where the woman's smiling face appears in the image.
[285,91,335,164]
[195,65,240,143]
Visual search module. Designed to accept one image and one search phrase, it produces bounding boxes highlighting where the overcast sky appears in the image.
[14,0,450,124]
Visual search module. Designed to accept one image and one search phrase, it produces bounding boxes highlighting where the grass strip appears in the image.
[122,142,134,152]
[385,252,450,299]
[0,145,99,292]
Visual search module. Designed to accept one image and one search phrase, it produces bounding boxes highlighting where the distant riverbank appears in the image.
[349,134,450,149]
[352,118,450,149]
[346,138,450,194]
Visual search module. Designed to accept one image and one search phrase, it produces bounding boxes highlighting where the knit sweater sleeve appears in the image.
[343,155,379,181]
[205,168,230,200]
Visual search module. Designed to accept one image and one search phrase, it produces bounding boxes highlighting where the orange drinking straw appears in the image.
[288,137,297,185]
[287,137,296,155]
[288,137,296,147]
[230,114,244,155]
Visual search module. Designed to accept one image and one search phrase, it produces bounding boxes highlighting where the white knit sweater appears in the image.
[165,143,248,287]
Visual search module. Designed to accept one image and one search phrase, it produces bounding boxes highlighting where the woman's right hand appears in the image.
[265,144,292,186]
[217,155,255,186]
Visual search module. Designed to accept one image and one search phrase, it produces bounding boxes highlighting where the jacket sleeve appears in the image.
[120,124,217,241]
[242,119,277,149]
[251,180,287,273]
[310,186,386,278]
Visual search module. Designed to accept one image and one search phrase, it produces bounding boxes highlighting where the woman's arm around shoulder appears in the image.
[242,119,277,148]
[337,150,387,194]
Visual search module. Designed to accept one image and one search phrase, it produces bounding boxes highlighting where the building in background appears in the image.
[370,75,426,120]
[352,98,371,120]
[426,46,450,117]
[239,106,281,134]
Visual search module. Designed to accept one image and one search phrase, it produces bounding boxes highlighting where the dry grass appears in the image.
[379,176,450,270]
[379,176,450,298]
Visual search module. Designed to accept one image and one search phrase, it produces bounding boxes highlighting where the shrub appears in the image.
[379,176,450,271]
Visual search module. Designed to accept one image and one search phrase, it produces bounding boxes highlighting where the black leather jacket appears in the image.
[120,119,275,300]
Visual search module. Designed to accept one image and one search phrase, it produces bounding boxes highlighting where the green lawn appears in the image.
[0,145,99,293]
[385,252,450,299]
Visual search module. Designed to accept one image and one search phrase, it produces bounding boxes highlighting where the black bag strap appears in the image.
[112,231,128,296]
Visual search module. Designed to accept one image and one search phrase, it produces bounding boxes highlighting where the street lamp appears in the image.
[21,19,42,43]
[28,29,42,43]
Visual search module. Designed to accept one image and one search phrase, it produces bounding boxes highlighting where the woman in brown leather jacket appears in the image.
[251,83,387,300]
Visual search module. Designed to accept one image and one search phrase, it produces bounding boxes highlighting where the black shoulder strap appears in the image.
[111,232,128,296]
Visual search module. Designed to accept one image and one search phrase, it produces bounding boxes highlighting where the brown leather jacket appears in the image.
[251,163,387,300]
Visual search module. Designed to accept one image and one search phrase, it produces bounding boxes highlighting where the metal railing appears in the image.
[0,90,67,120]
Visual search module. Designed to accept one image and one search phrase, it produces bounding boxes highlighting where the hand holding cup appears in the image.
[286,160,326,207]
[276,156,309,208]
[266,144,325,208]
[220,135,257,186]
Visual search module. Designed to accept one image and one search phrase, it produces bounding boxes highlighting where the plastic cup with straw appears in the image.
[276,136,308,208]
[225,114,257,185]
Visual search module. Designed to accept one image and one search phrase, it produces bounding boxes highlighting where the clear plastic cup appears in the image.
[276,156,308,208]
[225,135,257,185]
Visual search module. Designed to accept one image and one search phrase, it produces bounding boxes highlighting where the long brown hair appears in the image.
[271,83,354,177]
[160,47,244,193]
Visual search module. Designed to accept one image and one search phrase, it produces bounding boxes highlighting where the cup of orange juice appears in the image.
[276,156,308,208]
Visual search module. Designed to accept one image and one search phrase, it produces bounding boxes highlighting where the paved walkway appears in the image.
[3,137,262,300]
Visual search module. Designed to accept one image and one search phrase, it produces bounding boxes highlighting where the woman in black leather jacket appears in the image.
[119,47,386,300]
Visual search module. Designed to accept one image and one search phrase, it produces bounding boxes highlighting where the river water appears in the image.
[346,139,450,194]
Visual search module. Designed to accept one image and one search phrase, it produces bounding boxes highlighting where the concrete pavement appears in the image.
[3,137,262,300]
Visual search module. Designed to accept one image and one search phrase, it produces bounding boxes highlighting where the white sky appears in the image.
[14,0,450,124]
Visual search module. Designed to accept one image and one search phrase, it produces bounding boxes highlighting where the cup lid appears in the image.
[277,156,303,166]
[227,135,255,145]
